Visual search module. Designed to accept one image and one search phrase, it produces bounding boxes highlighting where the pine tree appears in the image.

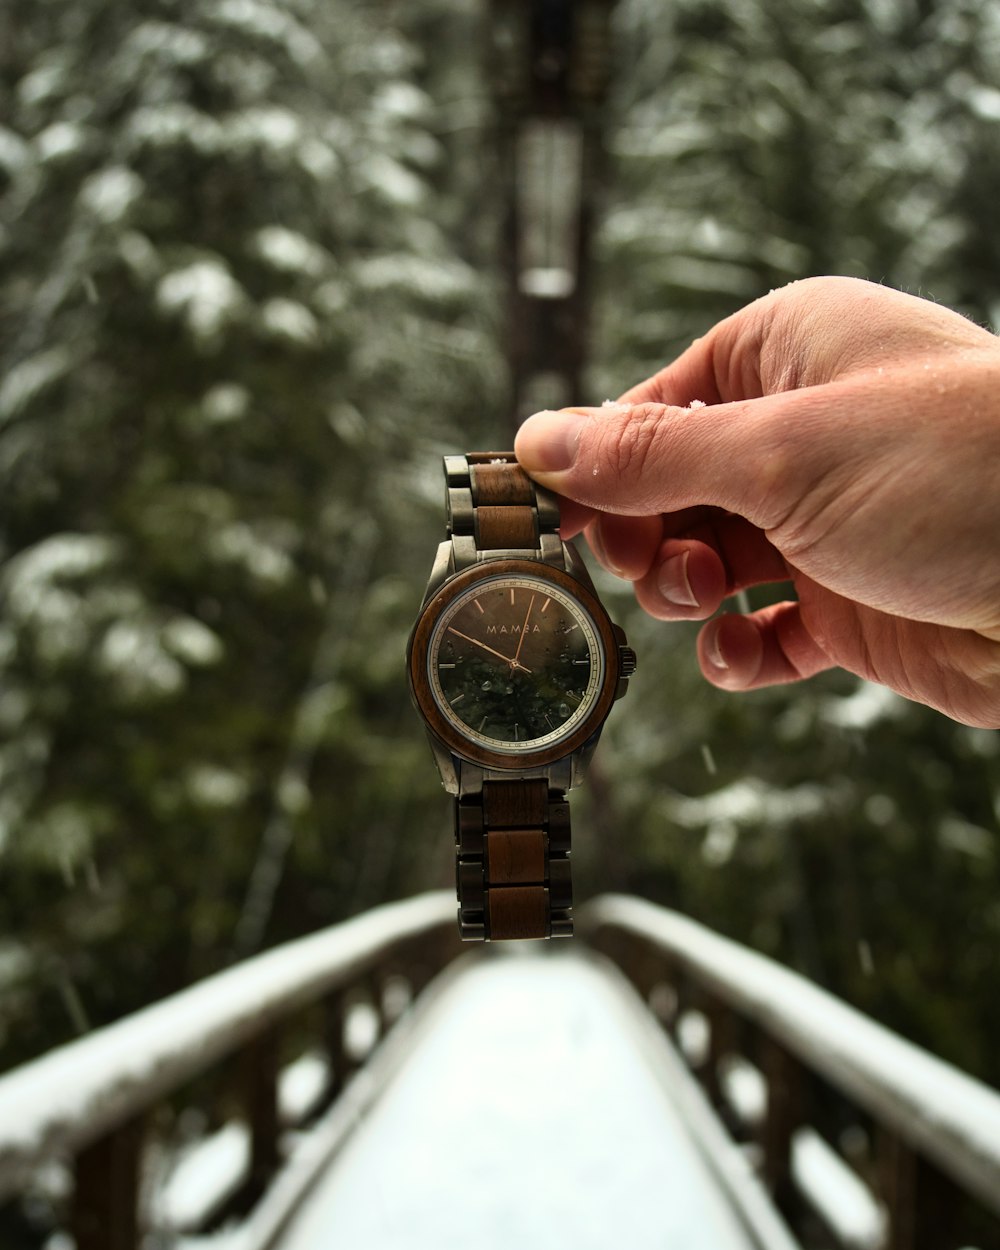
[0,0,502,1068]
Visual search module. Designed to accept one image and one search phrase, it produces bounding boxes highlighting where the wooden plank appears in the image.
[72,1113,144,1250]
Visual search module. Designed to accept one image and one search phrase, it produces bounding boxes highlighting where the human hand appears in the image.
[513,277,1000,728]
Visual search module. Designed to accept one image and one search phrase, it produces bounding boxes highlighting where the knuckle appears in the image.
[597,402,667,482]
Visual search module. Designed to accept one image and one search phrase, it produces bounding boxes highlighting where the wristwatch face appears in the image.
[426,572,605,756]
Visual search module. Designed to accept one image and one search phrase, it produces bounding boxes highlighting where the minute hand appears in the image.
[513,594,536,668]
[447,627,532,673]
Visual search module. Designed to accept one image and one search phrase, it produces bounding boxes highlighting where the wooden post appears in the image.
[242,1027,281,1207]
[367,967,387,1041]
[704,993,736,1114]
[757,1034,804,1216]
[324,989,348,1105]
[880,1131,958,1250]
[72,1113,145,1250]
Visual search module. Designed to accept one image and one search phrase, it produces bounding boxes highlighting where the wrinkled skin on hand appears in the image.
[514,277,1000,728]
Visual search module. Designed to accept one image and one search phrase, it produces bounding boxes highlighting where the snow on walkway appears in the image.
[276,951,763,1250]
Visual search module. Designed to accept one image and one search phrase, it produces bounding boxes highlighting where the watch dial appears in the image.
[429,574,604,753]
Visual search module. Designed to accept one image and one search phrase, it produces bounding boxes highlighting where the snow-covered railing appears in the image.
[0,891,457,1250]
[582,894,1000,1250]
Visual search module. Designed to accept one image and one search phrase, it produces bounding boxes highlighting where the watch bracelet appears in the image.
[456,778,572,941]
[445,452,574,941]
[444,451,563,569]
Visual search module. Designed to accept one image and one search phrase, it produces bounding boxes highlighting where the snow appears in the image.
[154,1054,329,1232]
[123,21,210,68]
[0,347,74,426]
[819,680,905,730]
[228,107,302,156]
[3,534,117,594]
[275,955,773,1250]
[79,167,144,224]
[259,298,319,346]
[355,254,475,300]
[677,1008,710,1066]
[519,266,576,298]
[213,0,323,70]
[0,892,456,1201]
[667,778,827,830]
[965,84,1000,122]
[359,154,426,207]
[98,619,186,699]
[157,260,246,347]
[156,1122,249,1232]
[279,1052,329,1124]
[585,896,1000,1218]
[720,1056,767,1125]
[0,126,30,176]
[184,765,249,809]
[16,60,68,109]
[127,104,222,155]
[207,523,295,586]
[371,82,432,123]
[294,137,339,182]
[791,1128,884,1250]
[343,1002,380,1062]
[201,383,250,425]
[35,122,87,163]
[2,534,120,663]
[161,616,224,667]
[252,226,329,277]
[117,230,160,282]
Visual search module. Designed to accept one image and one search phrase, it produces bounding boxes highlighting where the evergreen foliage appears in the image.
[0,0,998,1166]
[0,0,501,1076]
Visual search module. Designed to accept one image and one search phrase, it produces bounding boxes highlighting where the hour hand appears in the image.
[446,627,532,673]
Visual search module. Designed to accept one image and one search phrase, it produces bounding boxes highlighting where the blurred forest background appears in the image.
[1,0,999,1105]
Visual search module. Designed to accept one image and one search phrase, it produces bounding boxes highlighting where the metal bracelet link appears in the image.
[455,781,573,941]
[446,452,563,569]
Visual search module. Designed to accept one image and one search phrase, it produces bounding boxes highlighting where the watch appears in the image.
[407,451,636,942]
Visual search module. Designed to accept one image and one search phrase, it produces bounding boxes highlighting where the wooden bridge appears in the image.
[1,892,998,1250]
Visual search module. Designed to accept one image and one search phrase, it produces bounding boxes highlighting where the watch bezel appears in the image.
[408,557,620,771]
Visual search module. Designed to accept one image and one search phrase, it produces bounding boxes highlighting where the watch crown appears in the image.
[619,646,637,678]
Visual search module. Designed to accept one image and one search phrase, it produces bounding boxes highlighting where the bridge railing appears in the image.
[6,890,999,1250]
[0,891,458,1250]
[581,894,1000,1250]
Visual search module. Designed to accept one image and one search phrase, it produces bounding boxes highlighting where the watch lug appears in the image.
[421,541,455,605]
[563,538,596,590]
[570,729,603,788]
[424,731,460,795]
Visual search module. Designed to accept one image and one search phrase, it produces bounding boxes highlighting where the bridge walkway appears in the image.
[276,950,792,1250]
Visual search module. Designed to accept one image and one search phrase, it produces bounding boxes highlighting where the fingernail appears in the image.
[704,624,729,671]
[657,551,698,608]
[515,409,591,473]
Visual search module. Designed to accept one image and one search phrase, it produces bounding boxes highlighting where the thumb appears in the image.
[514,396,806,528]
